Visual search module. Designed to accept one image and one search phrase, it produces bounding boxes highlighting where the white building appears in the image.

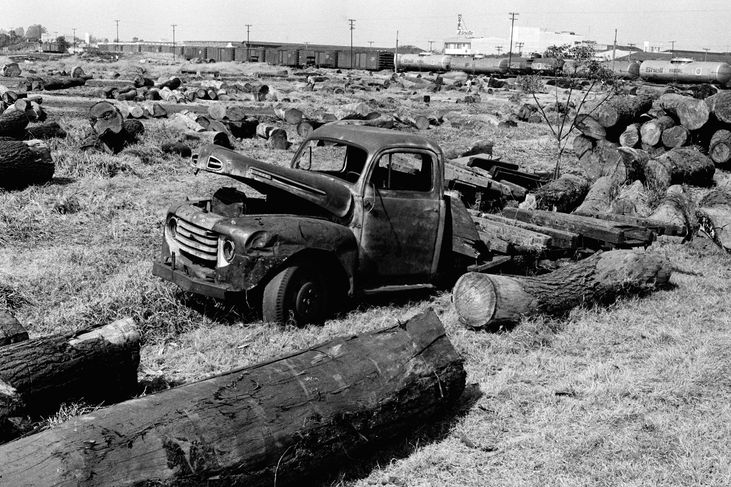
[643,41,664,53]
[444,26,585,57]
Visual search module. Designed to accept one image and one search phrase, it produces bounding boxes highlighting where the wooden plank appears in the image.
[475,212,580,250]
[490,167,547,190]
[466,155,519,172]
[473,215,551,254]
[502,208,655,247]
[448,195,482,258]
[573,211,686,237]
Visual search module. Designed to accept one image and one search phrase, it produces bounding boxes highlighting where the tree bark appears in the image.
[648,185,696,238]
[696,187,731,253]
[573,176,619,216]
[535,174,590,212]
[657,93,710,130]
[592,95,653,129]
[23,121,67,140]
[661,125,690,148]
[575,114,606,140]
[0,311,27,347]
[705,91,731,124]
[619,123,640,148]
[34,76,87,91]
[640,115,675,147]
[0,318,140,421]
[0,110,30,138]
[453,249,671,328]
[709,129,731,165]
[0,140,54,189]
[644,147,715,192]
[0,310,465,487]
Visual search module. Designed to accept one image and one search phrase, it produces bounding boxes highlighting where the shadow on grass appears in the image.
[49,176,76,186]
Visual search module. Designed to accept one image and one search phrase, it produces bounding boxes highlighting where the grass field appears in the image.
[0,53,729,486]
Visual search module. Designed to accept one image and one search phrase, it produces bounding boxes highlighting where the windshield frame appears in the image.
[291,136,371,187]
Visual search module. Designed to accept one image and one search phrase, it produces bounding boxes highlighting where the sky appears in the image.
[2,0,730,52]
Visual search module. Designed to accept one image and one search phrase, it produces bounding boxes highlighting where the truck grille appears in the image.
[172,217,218,265]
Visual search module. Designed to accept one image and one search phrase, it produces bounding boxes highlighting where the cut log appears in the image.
[70,66,85,78]
[647,185,695,237]
[574,114,606,140]
[572,134,595,158]
[535,174,590,213]
[592,95,653,129]
[36,76,86,91]
[24,121,67,140]
[0,318,140,422]
[661,125,690,148]
[644,147,715,192]
[89,101,123,135]
[657,93,710,130]
[296,119,323,138]
[619,123,641,148]
[453,249,671,328]
[155,76,182,90]
[140,101,167,119]
[1,63,21,77]
[709,129,731,165]
[132,75,154,88]
[0,311,27,347]
[227,117,260,139]
[610,180,651,217]
[705,91,731,124]
[122,119,145,139]
[224,105,250,122]
[0,310,465,487]
[573,176,619,216]
[696,187,731,253]
[274,106,304,125]
[0,110,30,138]
[207,103,228,121]
[640,115,675,147]
[502,207,655,247]
[0,140,54,189]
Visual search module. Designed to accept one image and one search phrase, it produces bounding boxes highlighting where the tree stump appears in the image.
[453,249,671,328]
[0,310,465,487]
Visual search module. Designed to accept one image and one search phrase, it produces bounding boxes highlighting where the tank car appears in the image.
[639,59,731,85]
[395,53,451,71]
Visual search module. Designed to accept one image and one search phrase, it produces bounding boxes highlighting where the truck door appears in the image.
[358,149,442,284]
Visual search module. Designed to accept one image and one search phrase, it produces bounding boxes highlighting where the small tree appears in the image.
[56,36,69,52]
[517,44,618,179]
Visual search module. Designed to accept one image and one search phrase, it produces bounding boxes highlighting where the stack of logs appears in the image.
[0,96,65,189]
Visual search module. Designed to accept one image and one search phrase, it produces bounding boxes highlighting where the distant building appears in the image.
[444,26,584,57]
[643,41,665,53]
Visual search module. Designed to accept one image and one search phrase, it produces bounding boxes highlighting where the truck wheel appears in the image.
[262,265,329,326]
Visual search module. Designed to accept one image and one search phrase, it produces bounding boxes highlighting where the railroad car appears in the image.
[396,53,451,71]
[530,57,564,75]
[639,59,731,85]
[315,50,338,68]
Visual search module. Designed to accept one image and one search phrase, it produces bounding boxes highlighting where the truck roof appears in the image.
[308,124,444,156]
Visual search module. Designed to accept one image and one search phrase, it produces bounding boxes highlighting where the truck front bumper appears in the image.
[152,261,239,300]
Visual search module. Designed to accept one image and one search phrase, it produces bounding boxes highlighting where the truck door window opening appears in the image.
[371,152,433,192]
[295,140,367,184]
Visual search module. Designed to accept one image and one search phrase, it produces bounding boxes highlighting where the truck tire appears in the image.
[262,265,329,326]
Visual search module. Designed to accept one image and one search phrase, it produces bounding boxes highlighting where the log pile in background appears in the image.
[453,249,671,329]
[0,310,465,487]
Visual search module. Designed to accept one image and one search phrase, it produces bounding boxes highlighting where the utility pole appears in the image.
[612,28,617,72]
[496,45,503,55]
[72,28,76,51]
[516,41,524,56]
[428,40,434,52]
[171,24,177,61]
[628,43,635,61]
[395,30,399,73]
[114,19,119,43]
[348,18,355,69]
[703,48,709,61]
[245,24,252,62]
[508,12,519,71]
[669,40,676,57]
[368,40,374,48]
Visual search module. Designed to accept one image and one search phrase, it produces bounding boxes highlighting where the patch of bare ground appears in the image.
[0,54,729,486]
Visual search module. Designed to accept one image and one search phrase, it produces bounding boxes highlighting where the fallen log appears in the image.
[1,63,21,78]
[619,123,640,148]
[35,76,87,91]
[640,115,675,147]
[89,101,123,135]
[0,139,54,189]
[709,129,731,165]
[573,176,618,216]
[705,91,731,124]
[296,119,324,138]
[661,125,690,148]
[0,311,27,347]
[610,180,651,216]
[0,110,30,138]
[161,142,192,157]
[592,95,653,129]
[183,130,232,149]
[274,106,304,125]
[0,318,140,422]
[647,185,695,237]
[256,123,288,149]
[574,114,606,140]
[535,174,590,213]
[0,310,465,487]
[155,76,182,91]
[696,187,731,253]
[453,249,671,328]
[644,147,715,192]
[657,93,710,130]
[24,121,67,140]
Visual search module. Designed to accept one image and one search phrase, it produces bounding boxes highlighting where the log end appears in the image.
[452,273,498,329]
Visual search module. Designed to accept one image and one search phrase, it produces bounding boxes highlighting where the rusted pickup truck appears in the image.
[153,124,495,325]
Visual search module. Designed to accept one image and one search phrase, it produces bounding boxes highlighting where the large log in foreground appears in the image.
[0,310,465,487]
[453,249,671,329]
[0,139,55,189]
[0,318,140,422]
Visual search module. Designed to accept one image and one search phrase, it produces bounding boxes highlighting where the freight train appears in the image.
[97,42,731,86]
[396,53,731,86]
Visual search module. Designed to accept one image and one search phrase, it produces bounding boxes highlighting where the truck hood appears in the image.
[194,144,353,218]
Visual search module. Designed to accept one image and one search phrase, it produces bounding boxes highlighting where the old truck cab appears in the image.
[153,124,488,325]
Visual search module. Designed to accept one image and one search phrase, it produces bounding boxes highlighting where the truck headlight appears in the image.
[222,238,236,262]
[247,231,271,250]
[166,217,178,238]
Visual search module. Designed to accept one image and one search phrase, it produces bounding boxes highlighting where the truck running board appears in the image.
[361,283,436,295]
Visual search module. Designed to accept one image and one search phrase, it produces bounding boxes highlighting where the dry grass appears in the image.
[0,55,729,486]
